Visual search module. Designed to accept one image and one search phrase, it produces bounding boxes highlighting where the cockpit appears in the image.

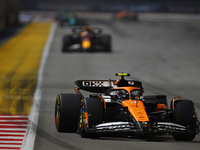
[106,88,143,101]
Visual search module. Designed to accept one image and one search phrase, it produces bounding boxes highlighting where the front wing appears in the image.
[87,121,198,134]
[63,43,108,52]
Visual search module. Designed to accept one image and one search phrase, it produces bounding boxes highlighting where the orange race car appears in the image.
[112,10,139,21]
[55,73,199,140]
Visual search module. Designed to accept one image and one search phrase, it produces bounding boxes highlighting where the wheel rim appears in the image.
[55,96,60,130]
[79,108,83,129]
[79,107,86,137]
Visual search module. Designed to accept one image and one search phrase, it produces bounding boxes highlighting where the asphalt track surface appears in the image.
[34,13,200,150]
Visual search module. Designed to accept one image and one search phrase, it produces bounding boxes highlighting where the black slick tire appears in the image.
[172,100,196,141]
[62,35,71,52]
[79,98,104,138]
[102,34,112,52]
[55,94,82,132]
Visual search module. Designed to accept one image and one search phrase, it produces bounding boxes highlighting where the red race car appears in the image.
[62,26,112,52]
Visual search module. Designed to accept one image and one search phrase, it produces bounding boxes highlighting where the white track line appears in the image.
[1,145,21,148]
[0,133,25,135]
[21,22,57,150]
[0,141,22,143]
[0,129,26,131]
[0,136,24,140]
[0,124,27,126]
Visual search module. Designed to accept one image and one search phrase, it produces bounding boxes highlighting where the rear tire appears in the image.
[172,100,196,141]
[79,98,104,138]
[55,94,82,132]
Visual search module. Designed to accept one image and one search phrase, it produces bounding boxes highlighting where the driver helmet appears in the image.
[82,26,93,33]
[116,90,129,100]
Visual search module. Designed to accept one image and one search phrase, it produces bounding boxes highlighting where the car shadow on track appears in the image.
[35,126,82,150]
[98,134,200,143]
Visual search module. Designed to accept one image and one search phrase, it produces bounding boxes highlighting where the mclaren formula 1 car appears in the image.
[62,26,112,52]
[55,73,199,140]
[112,10,139,21]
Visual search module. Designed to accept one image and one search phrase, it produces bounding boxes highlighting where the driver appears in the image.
[80,26,94,37]
[82,26,94,34]
[116,90,129,100]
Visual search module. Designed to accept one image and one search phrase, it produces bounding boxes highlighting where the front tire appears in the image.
[55,94,82,132]
[62,35,72,52]
[78,98,104,138]
[172,100,196,141]
[102,34,112,52]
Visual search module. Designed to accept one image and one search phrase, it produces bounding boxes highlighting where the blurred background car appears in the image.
[55,10,87,26]
[112,10,139,21]
[62,26,112,52]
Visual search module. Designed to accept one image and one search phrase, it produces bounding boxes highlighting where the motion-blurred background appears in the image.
[0,1,200,150]
[1,0,200,33]
[20,0,200,13]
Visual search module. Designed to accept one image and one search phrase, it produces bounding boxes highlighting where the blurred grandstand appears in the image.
[0,0,200,33]
[0,0,21,33]
[20,0,200,13]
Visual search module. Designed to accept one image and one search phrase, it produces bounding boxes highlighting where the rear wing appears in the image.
[72,28,102,34]
[74,80,143,93]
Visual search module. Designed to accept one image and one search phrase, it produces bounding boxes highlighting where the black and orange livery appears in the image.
[62,26,112,52]
[55,73,199,140]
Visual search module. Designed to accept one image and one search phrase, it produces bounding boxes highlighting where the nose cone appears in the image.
[82,41,91,49]
[139,121,151,131]
[122,100,149,122]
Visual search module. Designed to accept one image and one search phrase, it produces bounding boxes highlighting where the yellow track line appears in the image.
[0,22,51,115]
